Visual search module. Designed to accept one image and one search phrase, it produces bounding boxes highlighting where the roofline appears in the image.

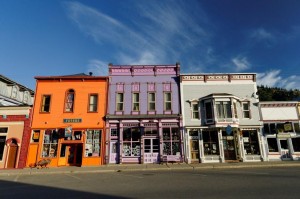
[34,76,109,80]
[180,72,257,75]
[0,74,34,93]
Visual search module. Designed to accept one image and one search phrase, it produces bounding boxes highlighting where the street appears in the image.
[0,167,300,199]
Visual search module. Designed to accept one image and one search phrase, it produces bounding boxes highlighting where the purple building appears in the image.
[106,63,182,164]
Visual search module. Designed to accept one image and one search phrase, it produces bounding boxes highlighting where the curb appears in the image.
[0,163,299,177]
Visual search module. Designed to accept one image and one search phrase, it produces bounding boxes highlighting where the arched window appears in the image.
[65,89,75,112]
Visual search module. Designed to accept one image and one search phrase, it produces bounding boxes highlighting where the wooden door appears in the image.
[7,145,18,168]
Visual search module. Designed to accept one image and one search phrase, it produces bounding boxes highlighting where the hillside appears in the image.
[257,85,300,101]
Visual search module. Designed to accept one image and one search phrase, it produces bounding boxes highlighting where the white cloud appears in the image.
[257,70,300,90]
[63,1,213,68]
[231,56,250,72]
[86,59,108,76]
[251,28,274,40]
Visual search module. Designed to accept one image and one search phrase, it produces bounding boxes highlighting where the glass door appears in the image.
[144,138,159,163]
[279,139,291,160]
[109,140,119,163]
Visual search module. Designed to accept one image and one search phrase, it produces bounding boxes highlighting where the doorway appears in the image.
[58,144,82,166]
[279,139,291,160]
[223,135,237,161]
[144,138,159,163]
[109,140,119,164]
[190,140,199,161]
[7,139,18,168]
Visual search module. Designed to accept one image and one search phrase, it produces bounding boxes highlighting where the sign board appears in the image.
[226,125,232,135]
[65,126,72,138]
[63,118,82,123]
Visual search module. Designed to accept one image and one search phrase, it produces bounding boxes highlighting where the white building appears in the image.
[180,73,266,163]
[260,101,300,161]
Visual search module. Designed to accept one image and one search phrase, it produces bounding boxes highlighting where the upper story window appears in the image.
[204,100,213,123]
[0,128,8,161]
[41,95,51,113]
[191,102,199,119]
[65,89,75,112]
[164,92,172,111]
[148,92,156,111]
[216,101,232,120]
[88,94,98,112]
[116,93,124,111]
[242,101,250,118]
[132,93,140,111]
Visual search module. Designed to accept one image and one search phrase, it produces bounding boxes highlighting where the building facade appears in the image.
[260,101,300,161]
[0,74,34,169]
[180,73,266,163]
[27,74,108,167]
[106,64,182,164]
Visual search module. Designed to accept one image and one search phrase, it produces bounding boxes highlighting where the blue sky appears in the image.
[1,0,300,90]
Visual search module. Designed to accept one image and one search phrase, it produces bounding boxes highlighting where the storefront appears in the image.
[106,120,182,164]
[27,127,105,167]
[186,127,264,163]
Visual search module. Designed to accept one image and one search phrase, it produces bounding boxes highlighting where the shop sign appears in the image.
[63,118,82,123]
[284,123,292,131]
[190,136,199,139]
[277,133,291,138]
[65,126,72,138]
[226,125,232,135]
[33,132,40,139]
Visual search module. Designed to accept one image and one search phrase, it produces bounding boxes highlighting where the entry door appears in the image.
[144,138,159,163]
[7,144,18,168]
[109,141,119,163]
[223,136,237,160]
[279,139,291,160]
[58,144,77,166]
[190,140,199,160]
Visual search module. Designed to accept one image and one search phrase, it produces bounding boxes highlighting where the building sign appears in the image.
[63,118,82,123]
[284,123,292,132]
[226,125,232,135]
[277,133,291,138]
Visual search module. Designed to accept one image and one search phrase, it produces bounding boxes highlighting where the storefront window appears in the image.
[163,127,180,155]
[292,138,300,152]
[122,128,141,157]
[243,131,260,155]
[267,138,278,152]
[42,129,58,157]
[202,131,219,155]
[85,130,101,157]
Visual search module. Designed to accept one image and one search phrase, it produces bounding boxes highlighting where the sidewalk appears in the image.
[1,161,299,176]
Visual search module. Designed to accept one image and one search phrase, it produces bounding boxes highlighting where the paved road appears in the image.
[1,167,300,199]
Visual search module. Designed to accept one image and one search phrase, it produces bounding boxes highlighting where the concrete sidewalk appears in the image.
[1,161,300,176]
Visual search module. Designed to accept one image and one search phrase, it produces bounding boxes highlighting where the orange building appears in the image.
[27,74,108,167]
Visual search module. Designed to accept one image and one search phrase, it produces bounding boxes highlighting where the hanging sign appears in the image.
[226,125,232,135]
[65,126,72,137]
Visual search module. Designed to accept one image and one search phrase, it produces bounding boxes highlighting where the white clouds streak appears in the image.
[232,56,250,72]
[257,70,300,90]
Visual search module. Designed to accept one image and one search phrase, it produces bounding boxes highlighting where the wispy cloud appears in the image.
[86,59,108,76]
[257,70,300,90]
[250,28,276,47]
[63,1,213,71]
[231,56,250,72]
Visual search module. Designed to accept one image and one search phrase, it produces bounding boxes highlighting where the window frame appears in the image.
[216,100,232,120]
[162,127,180,156]
[40,94,51,113]
[42,129,58,158]
[132,93,140,111]
[116,93,124,111]
[242,101,251,119]
[88,93,98,112]
[85,129,102,157]
[191,101,199,120]
[122,128,141,157]
[148,92,156,111]
[164,92,172,111]
[64,89,75,113]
